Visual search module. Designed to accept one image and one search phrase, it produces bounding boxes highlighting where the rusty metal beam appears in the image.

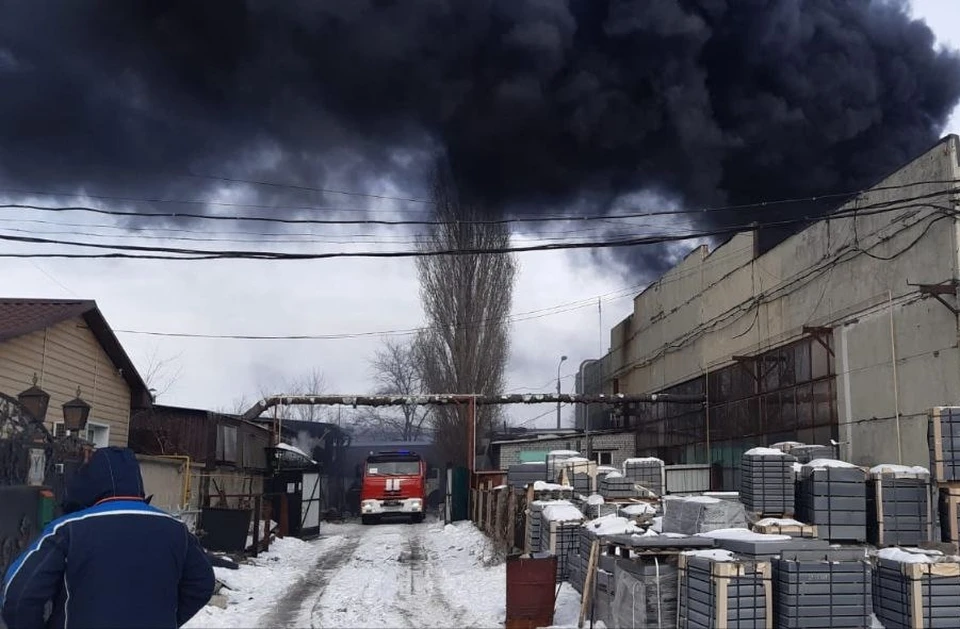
[803,325,835,357]
[913,280,960,316]
[240,392,705,421]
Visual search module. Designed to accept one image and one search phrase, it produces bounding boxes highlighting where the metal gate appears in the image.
[301,472,321,537]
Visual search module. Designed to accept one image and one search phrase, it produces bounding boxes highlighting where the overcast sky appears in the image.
[3,0,960,432]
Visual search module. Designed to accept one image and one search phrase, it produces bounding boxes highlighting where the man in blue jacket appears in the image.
[1,447,215,629]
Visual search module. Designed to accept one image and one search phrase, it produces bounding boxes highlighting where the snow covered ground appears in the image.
[184,517,585,629]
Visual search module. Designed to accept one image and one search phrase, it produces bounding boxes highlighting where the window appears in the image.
[594,452,612,466]
[366,461,420,476]
[54,421,110,448]
[217,424,238,463]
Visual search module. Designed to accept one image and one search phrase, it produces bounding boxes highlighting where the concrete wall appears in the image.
[138,455,189,514]
[0,317,132,447]
[604,135,960,469]
[496,431,636,469]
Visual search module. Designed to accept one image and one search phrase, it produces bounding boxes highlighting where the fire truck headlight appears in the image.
[409,499,422,511]
[361,500,376,512]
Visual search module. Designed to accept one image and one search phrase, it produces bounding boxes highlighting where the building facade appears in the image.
[600,135,960,489]
[492,430,637,469]
[0,299,151,447]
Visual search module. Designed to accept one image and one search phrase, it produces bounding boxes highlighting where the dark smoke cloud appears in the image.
[0,0,958,272]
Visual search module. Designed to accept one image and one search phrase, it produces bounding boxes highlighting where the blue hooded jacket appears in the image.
[1,447,215,629]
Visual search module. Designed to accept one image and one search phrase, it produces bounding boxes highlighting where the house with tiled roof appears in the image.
[0,298,151,447]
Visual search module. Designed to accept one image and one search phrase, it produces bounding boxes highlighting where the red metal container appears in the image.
[505,554,557,629]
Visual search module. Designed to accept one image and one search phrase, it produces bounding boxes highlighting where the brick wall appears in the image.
[495,431,636,470]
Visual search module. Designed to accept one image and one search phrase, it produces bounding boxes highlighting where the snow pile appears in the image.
[803,458,857,472]
[744,447,787,456]
[604,471,623,479]
[542,502,586,523]
[650,516,663,533]
[683,548,736,561]
[696,528,791,542]
[622,456,664,466]
[619,503,656,517]
[533,480,573,491]
[869,463,930,476]
[755,517,806,528]
[275,441,317,463]
[586,494,605,505]
[184,532,342,628]
[877,547,945,564]
[549,450,582,457]
[583,514,641,536]
[550,583,607,629]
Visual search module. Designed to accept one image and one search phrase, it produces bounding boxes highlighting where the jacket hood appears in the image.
[63,446,145,513]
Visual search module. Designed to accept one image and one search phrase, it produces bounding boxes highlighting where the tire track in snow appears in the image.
[258,531,362,629]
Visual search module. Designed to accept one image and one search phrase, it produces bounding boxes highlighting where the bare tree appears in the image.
[358,337,432,441]
[140,344,184,401]
[414,167,517,467]
[268,368,330,422]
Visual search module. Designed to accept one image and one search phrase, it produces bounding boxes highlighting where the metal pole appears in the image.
[557,355,567,429]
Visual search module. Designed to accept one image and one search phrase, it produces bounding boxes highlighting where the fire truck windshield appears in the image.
[365,460,420,476]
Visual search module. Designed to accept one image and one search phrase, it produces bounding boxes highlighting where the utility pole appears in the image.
[556,355,568,430]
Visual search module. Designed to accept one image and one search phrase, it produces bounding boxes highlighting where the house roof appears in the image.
[0,298,151,408]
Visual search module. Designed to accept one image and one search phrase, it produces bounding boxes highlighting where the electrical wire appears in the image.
[0,193,955,260]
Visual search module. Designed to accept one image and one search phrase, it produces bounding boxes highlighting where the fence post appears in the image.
[251,495,262,558]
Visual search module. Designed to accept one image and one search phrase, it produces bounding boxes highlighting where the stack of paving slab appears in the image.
[795,459,867,542]
[525,499,558,552]
[545,450,582,483]
[662,495,748,535]
[769,441,805,455]
[788,444,835,464]
[596,465,619,480]
[739,447,796,516]
[677,549,772,629]
[773,547,872,628]
[867,463,932,547]
[873,547,960,629]
[622,457,665,496]
[506,462,547,489]
[618,501,657,524]
[558,457,598,495]
[600,471,644,499]
[696,527,831,559]
[612,557,679,629]
[930,407,960,544]
[577,494,619,520]
[540,501,586,582]
[573,514,641,593]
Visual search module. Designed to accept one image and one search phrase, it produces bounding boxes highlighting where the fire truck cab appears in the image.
[360,450,427,524]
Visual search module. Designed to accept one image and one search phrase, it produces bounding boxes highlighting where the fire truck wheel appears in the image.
[412,513,425,524]
[361,515,378,525]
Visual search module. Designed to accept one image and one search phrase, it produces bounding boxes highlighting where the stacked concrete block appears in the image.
[600,472,643,499]
[867,464,932,547]
[577,494,619,520]
[769,441,804,455]
[739,447,796,516]
[773,548,872,629]
[795,460,867,542]
[525,500,550,552]
[572,514,641,592]
[506,462,547,489]
[597,465,619,480]
[873,547,960,629]
[929,406,960,482]
[789,444,835,464]
[663,495,748,535]
[677,550,772,629]
[702,529,830,559]
[541,501,585,582]
[939,485,960,544]
[612,558,679,629]
[622,457,665,496]
[558,457,599,495]
[546,450,581,483]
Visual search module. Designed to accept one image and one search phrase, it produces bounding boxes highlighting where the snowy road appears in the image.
[260,518,506,628]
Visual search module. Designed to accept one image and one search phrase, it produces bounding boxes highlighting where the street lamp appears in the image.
[18,373,50,423]
[556,355,568,429]
[62,387,91,434]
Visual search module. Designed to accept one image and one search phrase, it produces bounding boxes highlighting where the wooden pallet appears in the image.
[752,520,817,538]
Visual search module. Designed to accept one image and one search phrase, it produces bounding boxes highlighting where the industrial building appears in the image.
[588,134,960,489]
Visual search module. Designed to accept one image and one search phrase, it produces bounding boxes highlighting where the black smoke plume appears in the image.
[0,0,958,272]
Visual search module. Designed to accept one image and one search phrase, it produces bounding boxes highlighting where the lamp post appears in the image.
[556,355,567,430]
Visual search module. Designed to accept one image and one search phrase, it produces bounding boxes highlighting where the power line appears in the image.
[2,181,957,229]
[0,193,954,260]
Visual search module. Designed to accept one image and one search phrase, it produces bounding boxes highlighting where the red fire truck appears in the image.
[360,450,427,524]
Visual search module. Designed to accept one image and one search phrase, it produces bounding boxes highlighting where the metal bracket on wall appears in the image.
[911,279,960,316]
[731,355,765,382]
[802,326,835,357]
